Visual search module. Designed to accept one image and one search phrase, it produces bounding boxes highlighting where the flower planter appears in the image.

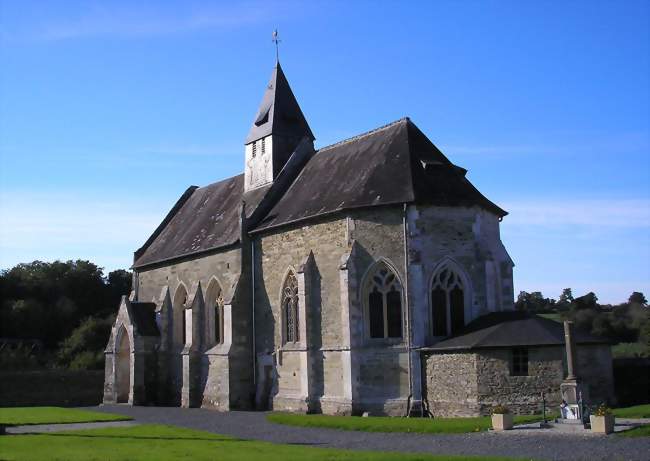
[590,414,614,434]
[491,413,514,431]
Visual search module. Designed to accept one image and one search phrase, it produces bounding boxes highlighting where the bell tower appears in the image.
[244,62,314,191]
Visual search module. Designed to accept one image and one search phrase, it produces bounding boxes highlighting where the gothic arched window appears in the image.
[173,285,188,347]
[431,265,466,337]
[205,278,224,347]
[282,272,299,343]
[366,263,403,339]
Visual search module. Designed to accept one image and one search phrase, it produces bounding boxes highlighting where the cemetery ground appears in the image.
[2,406,649,460]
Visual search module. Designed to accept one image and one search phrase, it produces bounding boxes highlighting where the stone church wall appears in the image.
[136,248,241,304]
[407,205,514,347]
[347,207,411,414]
[254,217,349,412]
[422,344,614,417]
[134,247,250,410]
[474,347,564,415]
[422,351,480,417]
[423,347,564,417]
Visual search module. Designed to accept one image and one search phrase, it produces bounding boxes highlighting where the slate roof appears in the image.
[133,117,508,268]
[245,62,314,144]
[133,175,270,268]
[421,312,608,352]
[130,302,159,336]
[253,118,506,232]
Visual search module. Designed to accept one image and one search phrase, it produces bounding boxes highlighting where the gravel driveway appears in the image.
[92,405,650,461]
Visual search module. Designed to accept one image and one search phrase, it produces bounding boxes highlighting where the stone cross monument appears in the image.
[559,321,589,420]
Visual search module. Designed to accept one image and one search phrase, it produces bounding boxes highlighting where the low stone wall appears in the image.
[0,370,104,407]
[613,358,650,407]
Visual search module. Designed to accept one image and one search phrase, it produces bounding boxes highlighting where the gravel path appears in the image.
[6,420,139,434]
[91,405,649,461]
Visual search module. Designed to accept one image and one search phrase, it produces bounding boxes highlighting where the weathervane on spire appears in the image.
[272,29,281,63]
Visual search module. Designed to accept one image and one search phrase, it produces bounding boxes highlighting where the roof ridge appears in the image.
[317,117,410,154]
[195,172,244,191]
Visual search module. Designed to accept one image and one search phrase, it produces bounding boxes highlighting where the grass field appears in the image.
[0,424,524,461]
[612,404,650,419]
[267,412,553,434]
[618,425,650,438]
[0,407,131,426]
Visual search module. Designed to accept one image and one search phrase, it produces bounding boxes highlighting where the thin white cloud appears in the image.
[0,191,166,270]
[502,198,650,229]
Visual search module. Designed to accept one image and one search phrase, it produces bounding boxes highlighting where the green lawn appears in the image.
[0,424,525,461]
[267,412,552,434]
[612,404,650,419]
[0,407,131,426]
[618,425,650,438]
[537,313,562,323]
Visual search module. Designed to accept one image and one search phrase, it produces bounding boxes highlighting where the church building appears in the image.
[103,61,613,416]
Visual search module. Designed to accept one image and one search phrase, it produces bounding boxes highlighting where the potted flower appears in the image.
[590,404,614,434]
[491,405,513,431]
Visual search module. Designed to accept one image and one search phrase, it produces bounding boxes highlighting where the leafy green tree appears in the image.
[0,260,131,350]
[629,292,648,306]
[57,316,114,370]
[558,288,574,306]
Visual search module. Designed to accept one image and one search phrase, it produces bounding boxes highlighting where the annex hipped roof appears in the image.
[421,312,608,352]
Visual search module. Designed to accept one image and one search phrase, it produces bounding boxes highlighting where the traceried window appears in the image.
[214,291,224,345]
[431,266,466,337]
[282,272,299,343]
[366,263,403,339]
[511,347,529,376]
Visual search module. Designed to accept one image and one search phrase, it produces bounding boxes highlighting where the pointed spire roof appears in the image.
[245,62,314,144]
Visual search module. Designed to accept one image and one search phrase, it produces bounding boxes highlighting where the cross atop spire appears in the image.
[272,29,281,63]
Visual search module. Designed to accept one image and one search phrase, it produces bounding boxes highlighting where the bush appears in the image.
[593,404,612,416]
[491,405,510,415]
[57,316,113,370]
[69,350,105,370]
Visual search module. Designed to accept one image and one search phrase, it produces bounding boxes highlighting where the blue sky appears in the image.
[0,0,648,304]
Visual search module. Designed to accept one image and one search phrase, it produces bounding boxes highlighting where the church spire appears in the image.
[244,61,315,191]
[245,62,314,145]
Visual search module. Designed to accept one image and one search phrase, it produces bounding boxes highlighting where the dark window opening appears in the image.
[511,347,529,376]
[450,286,465,335]
[432,288,447,336]
[386,289,402,338]
[214,306,221,344]
[430,266,466,337]
[369,290,384,338]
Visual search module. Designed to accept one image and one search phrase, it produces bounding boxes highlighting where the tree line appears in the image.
[0,260,131,370]
[1,259,648,370]
[516,288,649,358]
